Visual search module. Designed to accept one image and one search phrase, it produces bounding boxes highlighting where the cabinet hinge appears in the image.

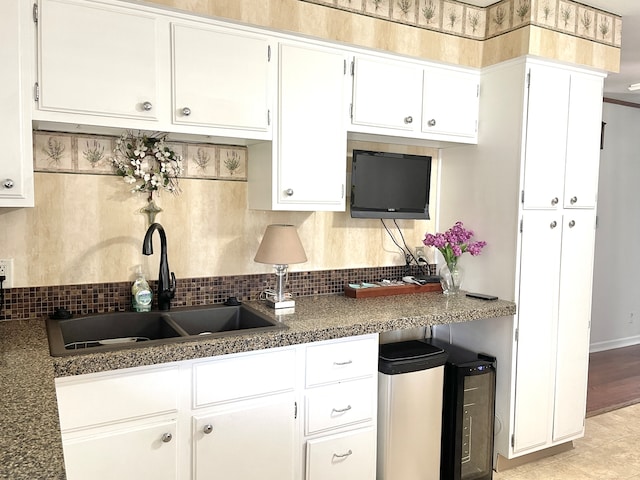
[32,3,38,23]
[267,45,271,62]
[350,59,355,76]
[34,82,40,102]
[267,109,271,126]
[520,190,524,204]
[476,83,480,97]
[595,215,599,229]
[349,103,353,119]
[294,401,298,419]
[519,218,523,233]
[511,434,515,448]
[515,328,519,342]
[526,71,531,88]
[341,184,345,199]
[343,59,347,75]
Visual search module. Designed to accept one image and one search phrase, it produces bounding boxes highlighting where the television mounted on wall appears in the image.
[350,149,432,220]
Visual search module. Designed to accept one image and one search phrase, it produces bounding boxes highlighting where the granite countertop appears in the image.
[0,292,515,480]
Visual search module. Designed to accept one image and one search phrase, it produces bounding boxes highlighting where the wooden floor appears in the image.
[586,343,640,417]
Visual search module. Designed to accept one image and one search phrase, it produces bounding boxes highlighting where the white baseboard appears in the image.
[590,335,640,353]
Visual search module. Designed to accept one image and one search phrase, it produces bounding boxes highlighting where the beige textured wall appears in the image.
[1,141,437,287]
[2,0,620,288]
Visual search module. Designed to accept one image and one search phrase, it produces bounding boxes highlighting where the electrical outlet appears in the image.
[0,259,14,288]
[415,246,426,260]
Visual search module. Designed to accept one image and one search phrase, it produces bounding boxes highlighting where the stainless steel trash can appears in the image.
[377,340,448,480]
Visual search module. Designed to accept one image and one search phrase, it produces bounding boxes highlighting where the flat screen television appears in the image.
[350,149,432,219]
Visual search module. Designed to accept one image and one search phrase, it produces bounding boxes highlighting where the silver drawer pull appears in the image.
[142,101,153,111]
[568,220,576,228]
[333,360,352,366]
[3,179,14,189]
[332,405,352,414]
[404,116,413,124]
[333,449,353,459]
[161,432,172,443]
[551,197,559,206]
[203,424,213,434]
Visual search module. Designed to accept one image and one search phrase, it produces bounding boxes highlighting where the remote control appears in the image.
[466,292,498,301]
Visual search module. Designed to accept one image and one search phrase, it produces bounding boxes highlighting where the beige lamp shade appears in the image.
[254,224,308,265]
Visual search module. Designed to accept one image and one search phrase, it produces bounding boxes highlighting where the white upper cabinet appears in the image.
[351,56,422,132]
[37,0,160,121]
[171,23,272,133]
[522,65,570,209]
[0,0,34,207]
[248,41,348,211]
[422,67,479,139]
[564,73,603,209]
[522,65,603,210]
[350,54,479,145]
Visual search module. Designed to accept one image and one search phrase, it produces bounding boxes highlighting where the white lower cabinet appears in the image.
[305,427,377,480]
[192,394,295,480]
[55,334,379,479]
[302,335,378,480]
[62,419,178,480]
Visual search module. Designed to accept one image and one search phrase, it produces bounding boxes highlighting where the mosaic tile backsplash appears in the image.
[0,265,435,321]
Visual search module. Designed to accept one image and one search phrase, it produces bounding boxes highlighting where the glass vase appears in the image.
[439,262,464,296]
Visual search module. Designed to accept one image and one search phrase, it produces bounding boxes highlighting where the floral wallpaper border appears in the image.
[33,131,248,181]
[300,0,622,47]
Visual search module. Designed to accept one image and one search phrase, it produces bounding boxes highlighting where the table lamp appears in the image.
[254,224,307,309]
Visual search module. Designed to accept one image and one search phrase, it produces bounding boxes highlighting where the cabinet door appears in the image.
[193,393,295,480]
[522,65,570,209]
[306,427,376,480]
[422,68,479,139]
[0,0,33,206]
[564,74,603,209]
[38,0,159,120]
[513,210,562,453]
[351,56,422,132]
[553,211,596,441]
[277,43,347,208]
[171,23,271,132]
[63,420,177,480]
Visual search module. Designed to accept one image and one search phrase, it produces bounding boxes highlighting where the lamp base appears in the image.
[264,298,296,309]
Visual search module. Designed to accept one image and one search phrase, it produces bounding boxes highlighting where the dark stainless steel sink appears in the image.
[46,304,285,357]
[168,305,280,336]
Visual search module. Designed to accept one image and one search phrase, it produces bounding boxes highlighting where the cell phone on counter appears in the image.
[466,292,498,301]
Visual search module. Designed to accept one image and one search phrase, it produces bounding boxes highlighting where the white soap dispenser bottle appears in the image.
[132,266,152,312]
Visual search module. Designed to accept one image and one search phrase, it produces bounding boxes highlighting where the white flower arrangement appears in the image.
[110,131,184,197]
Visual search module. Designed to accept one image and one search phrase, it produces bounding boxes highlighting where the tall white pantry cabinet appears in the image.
[436,57,605,461]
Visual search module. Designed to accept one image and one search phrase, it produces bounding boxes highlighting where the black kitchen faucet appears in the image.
[142,222,176,311]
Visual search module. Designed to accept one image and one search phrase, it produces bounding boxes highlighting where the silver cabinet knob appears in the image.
[142,101,153,111]
[404,116,413,124]
[551,197,559,206]
[182,107,192,116]
[285,188,294,196]
[550,221,557,229]
[568,220,576,228]
[427,118,436,127]
[570,196,578,205]
[2,179,14,189]
[203,424,213,435]
[161,432,172,443]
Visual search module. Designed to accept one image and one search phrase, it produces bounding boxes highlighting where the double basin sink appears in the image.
[46,303,286,356]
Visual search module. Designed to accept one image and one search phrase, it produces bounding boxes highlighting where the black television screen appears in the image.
[350,150,432,219]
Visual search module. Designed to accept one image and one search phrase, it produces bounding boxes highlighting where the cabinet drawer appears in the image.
[55,366,179,431]
[305,427,376,480]
[305,378,376,435]
[305,336,377,387]
[193,348,296,407]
